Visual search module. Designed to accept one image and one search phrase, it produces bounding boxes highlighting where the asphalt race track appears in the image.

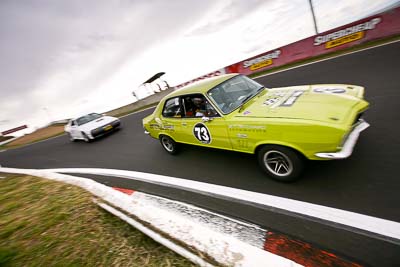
[1,40,400,265]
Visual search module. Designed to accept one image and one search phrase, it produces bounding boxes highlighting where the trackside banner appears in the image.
[224,7,400,75]
[175,69,226,89]
[1,125,27,136]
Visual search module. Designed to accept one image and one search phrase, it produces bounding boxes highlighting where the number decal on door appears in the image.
[193,123,211,144]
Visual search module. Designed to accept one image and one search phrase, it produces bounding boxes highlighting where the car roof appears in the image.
[167,73,239,98]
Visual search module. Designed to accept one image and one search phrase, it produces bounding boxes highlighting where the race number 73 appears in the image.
[193,123,211,144]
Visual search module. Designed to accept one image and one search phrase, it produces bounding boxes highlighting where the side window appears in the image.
[162,97,182,118]
[182,94,220,118]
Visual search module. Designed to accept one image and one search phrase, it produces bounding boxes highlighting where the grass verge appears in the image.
[0,173,195,267]
[2,125,66,150]
[0,136,14,142]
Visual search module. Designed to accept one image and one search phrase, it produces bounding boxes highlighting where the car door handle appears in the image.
[182,122,187,126]
[202,116,213,123]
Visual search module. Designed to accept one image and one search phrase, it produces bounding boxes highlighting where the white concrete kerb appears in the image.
[0,167,302,267]
[43,167,400,241]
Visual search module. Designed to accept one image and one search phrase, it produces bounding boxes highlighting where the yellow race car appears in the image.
[143,74,369,182]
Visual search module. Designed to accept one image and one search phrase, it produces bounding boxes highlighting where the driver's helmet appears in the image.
[192,97,204,106]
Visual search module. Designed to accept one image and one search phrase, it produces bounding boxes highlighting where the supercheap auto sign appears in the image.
[314,18,381,49]
[223,7,400,76]
[1,125,27,136]
[243,50,281,71]
[225,49,283,75]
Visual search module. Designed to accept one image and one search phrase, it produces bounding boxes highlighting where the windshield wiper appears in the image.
[239,94,254,105]
[256,86,265,94]
[238,87,265,112]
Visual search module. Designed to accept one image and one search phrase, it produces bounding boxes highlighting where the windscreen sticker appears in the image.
[193,123,211,144]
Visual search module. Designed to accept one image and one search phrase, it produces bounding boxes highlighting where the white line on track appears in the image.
[1,133,68,151]
[118,105,157,119]
[256,38,400,78]
[42,167,400,242]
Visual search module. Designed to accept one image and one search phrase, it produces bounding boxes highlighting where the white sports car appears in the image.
[65,113,121,142]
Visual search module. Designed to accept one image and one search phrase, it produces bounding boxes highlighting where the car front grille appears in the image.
[91,120,120,137]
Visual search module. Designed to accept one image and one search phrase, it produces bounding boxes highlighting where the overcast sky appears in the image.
[1,0,399,135]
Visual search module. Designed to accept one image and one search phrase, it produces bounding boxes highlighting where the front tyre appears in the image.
[67,132,75,142]
[81,132,91,143]
[257,145,304,182]
[159,135,179,155]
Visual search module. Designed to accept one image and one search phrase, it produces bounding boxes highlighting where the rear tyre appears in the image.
[159,135,179,155]
[257,145,304,182]
[81,132,91,143]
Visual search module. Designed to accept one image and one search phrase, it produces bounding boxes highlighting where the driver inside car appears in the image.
[193,97,206,117]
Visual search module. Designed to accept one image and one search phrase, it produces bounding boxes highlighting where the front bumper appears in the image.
[91,120,121,138]
[315,120,369,159]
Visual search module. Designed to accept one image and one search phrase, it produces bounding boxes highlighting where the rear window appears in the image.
[162,97,181,118]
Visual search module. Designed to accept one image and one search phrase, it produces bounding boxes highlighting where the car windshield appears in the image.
[76,113,102,126]
[207,75,265,114]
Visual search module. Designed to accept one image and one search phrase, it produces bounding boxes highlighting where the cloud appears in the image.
[185,0,269,36]
[0,0,218,131]
[312,0,400,32]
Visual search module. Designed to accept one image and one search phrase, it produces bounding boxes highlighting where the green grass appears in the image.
[0,173,195,267]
